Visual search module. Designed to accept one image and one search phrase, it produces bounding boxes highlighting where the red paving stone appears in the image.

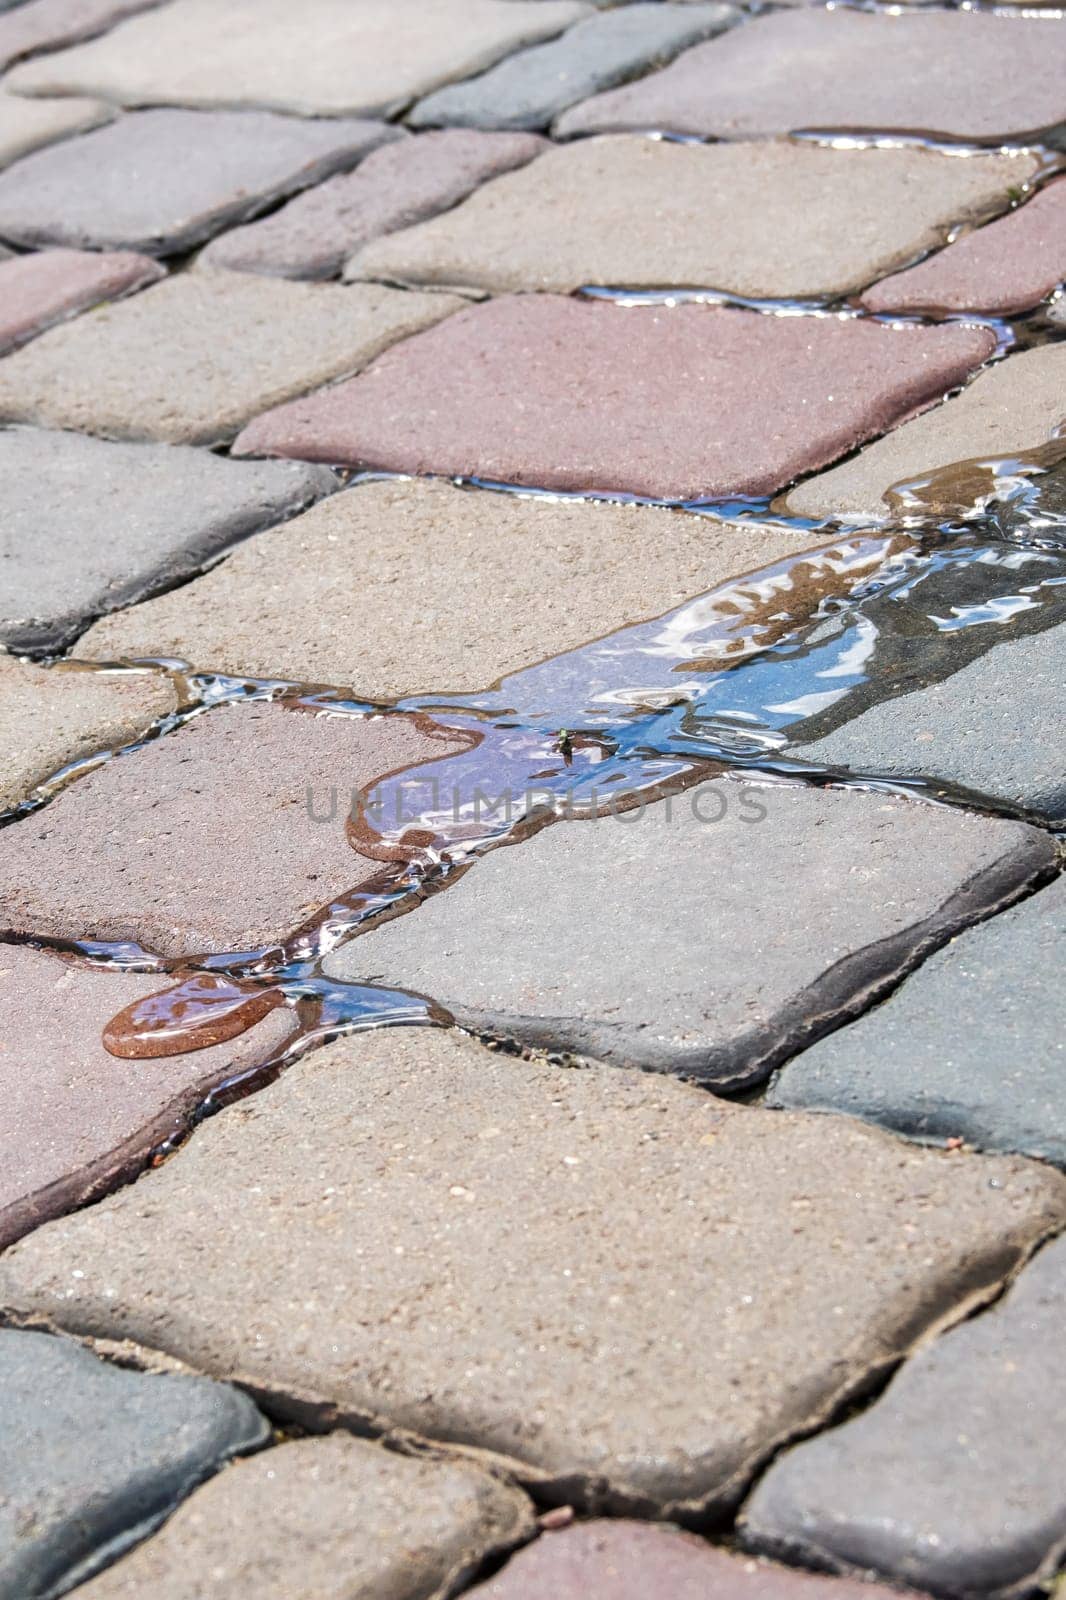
[0,247,163,356]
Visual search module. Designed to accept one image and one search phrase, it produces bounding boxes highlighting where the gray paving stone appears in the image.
[0,108,398,255]
[0,246,162,356]
[0,1329,268,1600]
[1,1028,1062,1518]
[0,0,163,73]
[0,427,337,653]
[72,1434,534,1600]
[0,273,463,446]
[324,781,1055,1089]
[6,0,592,116]
[554,9,1066,141]
[0,89,110,170]
[350,136,1033,299]
[202,129,546,281]
[408,4,737,131]
[741,1234,1066,1598]
[770,875,1065,1169]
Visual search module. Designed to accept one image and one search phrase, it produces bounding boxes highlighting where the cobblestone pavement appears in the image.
[0,1,1063,1596]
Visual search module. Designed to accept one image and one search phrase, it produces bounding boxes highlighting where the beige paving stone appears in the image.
[0,89,110,170]
[0,246,162,355]
[0,0,165,74]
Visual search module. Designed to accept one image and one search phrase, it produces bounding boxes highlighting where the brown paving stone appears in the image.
[233,296,995,500]
[0,699,467,957]
[0,90,110,170]
[1,1028,1062,1516]
[349,137,1034,299]
[0,0,163,73]
[0,246,162,356]
[0,272,465,445]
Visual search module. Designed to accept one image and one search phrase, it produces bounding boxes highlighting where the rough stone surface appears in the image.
[0,109,398,255]
[555,9,1066,141]
[0,0,164,73]
[202,129,546,281]
[408,4,737,131]
[0,273,463,446]
[0,246,162,356]
[1,1029,1061,1518]
[0,90,109,170]
[0,943,296,1250]
[0,1329,269,1600]
[233,296,995,500]
[72,1434,534,1600]
[325,781,1055,1088]
[349,137,1033,299]
[6,0,592,116]
[741,1235,1066,1598]
[78,477,820,697]
[769,875,1065,1170]
[0,427,337,653]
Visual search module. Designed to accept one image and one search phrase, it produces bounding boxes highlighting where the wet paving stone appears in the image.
[554,9,1066,141]
[408,4,737,132]
[0,108,398,255]
[348,137,1033,299]
[0,700,466,957]
[72,1434,534,1600]
[0,1328,268,1600]
[0,427,337,653]
[0,246,163,356]
[202,129,546,281]
[741,1233,1066,1598]
[0,942,296,1250]
[0,0,162,73]
[0,89,109,170]
[1,1028,1061,1518]
[78,477,818,697]
[233,296,995,500]
[6,0,591,116]
[0,273,463,446]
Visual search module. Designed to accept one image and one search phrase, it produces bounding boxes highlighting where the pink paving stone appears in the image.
[0,0,163,73]
[862,177,1066,317]
[0,247,163,356]
[233,295,996,502]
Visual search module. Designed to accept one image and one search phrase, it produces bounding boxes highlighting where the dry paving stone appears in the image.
[0,272,464,446]
[71,1434,534,1600]
[233,296,995,500]
[0,427,337,653]
[349,136,1034,300]
[0,89,109,170]
[771,874,1065,1169]
[0,108,399,255]
[324,781,1056,1088]
[741,1234,1066,1598]
[78,477,821,698]
[202,129,546,281]
[407,3,737,131]
[0,246,162,356]
[5,0,591,116]
[0,942,296,1249]
[1,1028,1063,1517]
[785,343,1066,521]
[0,1329,268,1600]
[554,9,1066,141]
[0,0,164,73]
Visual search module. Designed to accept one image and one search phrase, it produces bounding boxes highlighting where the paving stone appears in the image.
[350,136,1033,299]
[2,1029,1062,1518]
[770,875,1065,1169]
[554,9,1066,141]
[785,343,1066,521]
[72,1434,534,1600]
[0,0,163,73]
[0,943,297,1250]
[233,296,995,500]
[741,1234,1066,1597]
[0,427,337,653]
[0,1329,269,1600]
[863,177,1066,317]
[0,699,467,957]
[0,246,162,356]
[0,109,399,255]
[0,89,109,170]
[408,4,737,132]
[5,0,592,116]
[78,477,819,697]
[0,273,463,446]
[202,130,546,281]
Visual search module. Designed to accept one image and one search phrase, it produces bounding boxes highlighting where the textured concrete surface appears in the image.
[0,427,337,653]
[0,1329,268,1600]
[350,137,1033,299]
[233,296,995,500]
[0,247,163,356]
[742,1235,1066,1598]
[0,90,110,172]
[0,0,163,73]
[73,1434,534,1600]
[1,1029,1061,1519]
